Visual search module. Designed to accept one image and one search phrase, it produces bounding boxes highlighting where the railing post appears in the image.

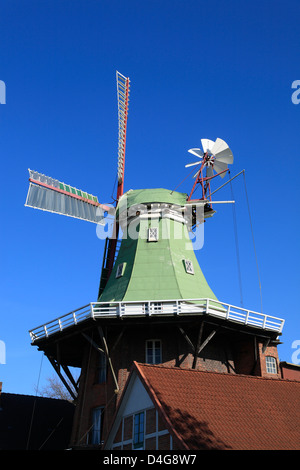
[279,320,285,333]
[206,299,209,314]
[58,318,63,331]
[245,310,249,325]
[44,325,48,338]
[262,315,266,329]
[90,303,95,319]
[226,305,231,320]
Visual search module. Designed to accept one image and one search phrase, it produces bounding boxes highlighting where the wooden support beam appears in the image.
[192,322,205,369]
[198,329,217,355]
[81,332,104,354]
[176,352,189,367]
[193,327,218,369]
[178,324,220,371]
[251,336,258,375]
[97,326,119,393]
[56,343,61,373]
[254,335,258,361]
[262,337,270,353]
[178,327,195,352]
[110,328,126,353]
[47,356,77,400]
[222,344,236,374]
[179,324,218,369]
[61,364,79,393]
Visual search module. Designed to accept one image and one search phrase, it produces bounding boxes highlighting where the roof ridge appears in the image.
[136,362,300,384]
[0,391,74,401]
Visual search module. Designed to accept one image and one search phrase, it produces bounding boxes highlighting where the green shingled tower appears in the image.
[98,188,219,303]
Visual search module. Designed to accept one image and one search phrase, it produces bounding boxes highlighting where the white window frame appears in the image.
[266,356,277,374]
[184,259,194,275]
[146,339,162,364]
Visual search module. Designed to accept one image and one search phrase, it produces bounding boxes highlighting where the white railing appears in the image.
[29,298,285,343]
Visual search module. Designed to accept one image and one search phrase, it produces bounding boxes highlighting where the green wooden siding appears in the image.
[98,189,219,303]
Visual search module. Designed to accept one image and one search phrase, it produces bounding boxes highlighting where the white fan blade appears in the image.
[201,139,215,153]
[213,161,228,177]
[188,148,203,158]
[211,138,229,156]
[214,147,234,164]
[185,161,202,168]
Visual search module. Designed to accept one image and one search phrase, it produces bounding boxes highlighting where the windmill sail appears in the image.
[116,71,130,200]
[25,169,108,224]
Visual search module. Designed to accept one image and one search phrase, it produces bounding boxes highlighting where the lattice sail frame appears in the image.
[116,71,130,200]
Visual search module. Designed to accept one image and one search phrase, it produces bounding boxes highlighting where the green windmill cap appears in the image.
[116,188,188,219]
[120,188,188,207]
[99,188,219,304]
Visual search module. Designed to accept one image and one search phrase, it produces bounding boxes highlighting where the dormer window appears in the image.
[184,259,194,275]
[148,227,158,242]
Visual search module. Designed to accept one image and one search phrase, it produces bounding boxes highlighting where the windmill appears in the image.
[26,72,285,446]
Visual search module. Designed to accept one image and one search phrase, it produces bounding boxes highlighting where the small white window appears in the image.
[266,356,277,374]
[116,263,125,278]
[184,259,194,275]
[148,227,158,242]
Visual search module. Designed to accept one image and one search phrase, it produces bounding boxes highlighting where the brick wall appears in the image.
[233,336,281,378]
[112,322,235,402]
[280,362,300,381]
[259,343,281,378]
[70,320,281,447]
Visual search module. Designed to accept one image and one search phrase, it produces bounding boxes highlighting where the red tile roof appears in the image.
[135,362,300,450]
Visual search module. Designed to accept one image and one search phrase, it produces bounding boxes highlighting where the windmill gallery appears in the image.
[24,72,300,451]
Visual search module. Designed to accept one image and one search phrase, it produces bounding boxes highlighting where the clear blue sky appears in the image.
[0,0,299,395]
